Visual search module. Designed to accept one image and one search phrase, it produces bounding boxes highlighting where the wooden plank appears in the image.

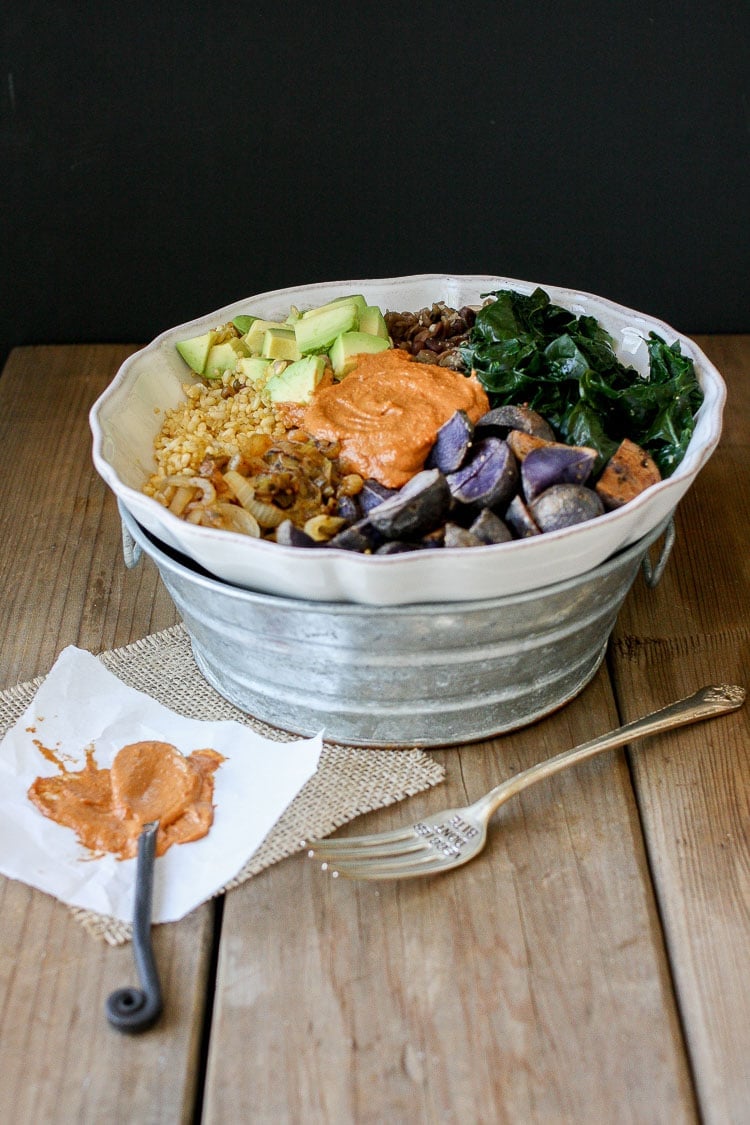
[205,667,697,1123]
[609,336,750,1123]
[0,346,210,1123]
[0,879,212,1122]
[0,346,179,683]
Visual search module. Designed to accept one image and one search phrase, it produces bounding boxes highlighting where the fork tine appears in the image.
[319,849,448,880]
[306,825,420,854]
[308,834,426,862]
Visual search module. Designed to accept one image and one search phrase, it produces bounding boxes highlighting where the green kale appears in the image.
[462,288,703,477]
[639,334,704,474]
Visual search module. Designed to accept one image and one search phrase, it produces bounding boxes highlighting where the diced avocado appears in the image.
[243,318,291,352]
[333,293,368,315]
[261,326,302,361]
[314,293,369,318]
[232,314,257,334]
[175,329,219,374]
[204,339,248,379]
[329,331,391,379]
[265,354,327,404]
[235,356,272,384]
[284,305,302,324]
[357,305,390,340]
[294,303,359,354]
[300,295,366,320]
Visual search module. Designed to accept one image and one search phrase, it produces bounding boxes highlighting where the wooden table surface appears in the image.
[0,339,748,1124]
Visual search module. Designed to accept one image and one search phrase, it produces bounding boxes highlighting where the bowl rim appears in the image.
[120,499,675,613]
[91,272,726,585]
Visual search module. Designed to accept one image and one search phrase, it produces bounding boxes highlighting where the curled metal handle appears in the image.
[641,517,676,588]
[106,821,163,1033]
[121,516,143,569]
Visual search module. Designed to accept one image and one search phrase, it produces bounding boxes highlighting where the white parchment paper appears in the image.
[0,646,323,923]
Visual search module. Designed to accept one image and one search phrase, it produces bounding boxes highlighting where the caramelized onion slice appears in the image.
[215,502,261,537]
[223,470,286,528]
[163,475,216,506]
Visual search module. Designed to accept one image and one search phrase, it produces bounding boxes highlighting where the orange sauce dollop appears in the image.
[302,350,490,488]
[28,740,224,860]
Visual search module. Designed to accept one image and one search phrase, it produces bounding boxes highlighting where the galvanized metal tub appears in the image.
[120,502,673,748]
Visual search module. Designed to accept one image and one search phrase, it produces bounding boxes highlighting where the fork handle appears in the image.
[472,684,745,821]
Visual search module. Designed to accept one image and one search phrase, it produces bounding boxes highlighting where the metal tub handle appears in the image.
[641,517,675,588]
[121,516,143,569]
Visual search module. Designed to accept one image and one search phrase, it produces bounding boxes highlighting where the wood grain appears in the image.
[610,335,750,1124]
[0,346,180,681]
[205,669,697,1123]
[0,346,209,1124]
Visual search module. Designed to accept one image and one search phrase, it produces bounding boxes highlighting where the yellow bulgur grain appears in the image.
[143,378,287,497]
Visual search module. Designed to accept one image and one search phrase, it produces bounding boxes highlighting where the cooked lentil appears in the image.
[385,302,477,369]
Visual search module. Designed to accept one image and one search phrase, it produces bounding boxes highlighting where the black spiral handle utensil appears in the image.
[105,821,163,1033]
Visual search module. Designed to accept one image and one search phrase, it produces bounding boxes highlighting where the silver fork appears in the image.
[307,684,745,880]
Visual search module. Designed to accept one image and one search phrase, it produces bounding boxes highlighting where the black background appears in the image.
[2,2,748,370]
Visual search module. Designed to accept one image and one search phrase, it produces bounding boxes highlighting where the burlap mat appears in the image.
[0,624,445,944]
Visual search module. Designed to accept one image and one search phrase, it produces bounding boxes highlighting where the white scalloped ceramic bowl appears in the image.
[90,274,725,606]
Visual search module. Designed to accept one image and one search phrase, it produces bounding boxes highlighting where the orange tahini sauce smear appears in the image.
[27,740,224,860]
[302,350,490,488]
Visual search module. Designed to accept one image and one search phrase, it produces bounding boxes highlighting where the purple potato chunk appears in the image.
[359,478,400,514]
[275,519,317,548]
[375,540,433,554]
[446,438,518,511]
[468,507,513,545]
[443,522,484,548]
[504,495,541,538]
[368,468,451,540]
[335,492,361,523]
[425,409,474,473]
[326,518,384,553]
[521,444,598,503]
[530,484,605,532]
[475,404,556,442]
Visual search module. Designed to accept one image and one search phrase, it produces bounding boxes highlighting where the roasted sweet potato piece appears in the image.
[505,430,551,461]
[595,439,662,510]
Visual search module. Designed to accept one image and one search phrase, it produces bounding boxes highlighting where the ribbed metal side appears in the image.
[121,506,671,747]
